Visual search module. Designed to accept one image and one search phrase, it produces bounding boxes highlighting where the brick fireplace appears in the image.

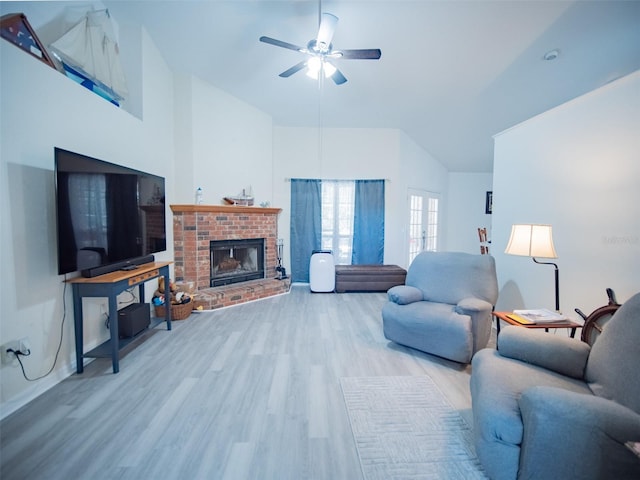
[171,204,290,309]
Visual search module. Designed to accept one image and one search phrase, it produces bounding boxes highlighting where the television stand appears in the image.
[67,261,172,374]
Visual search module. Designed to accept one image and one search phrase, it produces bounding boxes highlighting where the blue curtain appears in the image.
[290,179,322,282]
[352,179,385,264]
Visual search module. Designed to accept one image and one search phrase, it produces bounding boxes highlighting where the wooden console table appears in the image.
[68,261,172,374]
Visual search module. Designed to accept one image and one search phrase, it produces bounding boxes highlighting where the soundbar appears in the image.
[81,254,155,278]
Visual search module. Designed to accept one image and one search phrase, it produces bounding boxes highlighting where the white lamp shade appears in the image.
[505,224,557,258]
[306,57,337,79]
[306,57,321,78]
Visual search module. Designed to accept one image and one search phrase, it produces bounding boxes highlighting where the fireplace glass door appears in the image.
[210,238,265,287]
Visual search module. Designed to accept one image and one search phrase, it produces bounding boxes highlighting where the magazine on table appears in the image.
[512,308,569,323]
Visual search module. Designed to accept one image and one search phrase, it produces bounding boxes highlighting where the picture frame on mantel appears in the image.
[485,191,493,214]
[1,13,56,69]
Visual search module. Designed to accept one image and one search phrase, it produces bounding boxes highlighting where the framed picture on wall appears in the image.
[485,191,493,214]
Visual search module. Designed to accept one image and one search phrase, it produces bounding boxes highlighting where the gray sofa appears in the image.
[382,251,498,363]
[471,292,640,480]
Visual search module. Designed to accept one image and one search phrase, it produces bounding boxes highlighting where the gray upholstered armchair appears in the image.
[382,251,498,363]
[470,292,640,480]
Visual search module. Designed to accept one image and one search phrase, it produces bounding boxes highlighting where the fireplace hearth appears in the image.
[210,238,265,287]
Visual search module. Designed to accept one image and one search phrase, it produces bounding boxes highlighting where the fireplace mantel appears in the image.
[170,204,282,215]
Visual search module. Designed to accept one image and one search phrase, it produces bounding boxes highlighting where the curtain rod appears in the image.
[284,178,390,182]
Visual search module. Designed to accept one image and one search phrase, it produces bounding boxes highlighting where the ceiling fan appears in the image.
[259,11,381,85]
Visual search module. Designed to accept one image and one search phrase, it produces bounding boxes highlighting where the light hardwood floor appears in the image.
[0,285,495,480]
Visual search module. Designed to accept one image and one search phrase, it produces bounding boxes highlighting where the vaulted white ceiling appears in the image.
[45,1,640,171]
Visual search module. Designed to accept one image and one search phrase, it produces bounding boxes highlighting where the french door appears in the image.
[408,189,440,265]
[321,180,355,265]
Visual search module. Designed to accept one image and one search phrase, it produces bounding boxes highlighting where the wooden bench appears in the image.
[334,264,407,293]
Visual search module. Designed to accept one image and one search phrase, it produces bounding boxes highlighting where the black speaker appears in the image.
[118,303,151,338]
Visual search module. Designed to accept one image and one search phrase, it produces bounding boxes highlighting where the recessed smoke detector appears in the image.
[543,49,560,61]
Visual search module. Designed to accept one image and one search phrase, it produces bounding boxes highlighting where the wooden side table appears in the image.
[493,311,582,338]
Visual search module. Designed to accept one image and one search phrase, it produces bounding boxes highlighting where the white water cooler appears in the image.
[309,250,335,293]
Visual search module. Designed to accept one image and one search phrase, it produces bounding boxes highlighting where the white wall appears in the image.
[271,127,450,272]
[493,70,640,315]
[172,75,274,205]
[173,74,196,203]
[447,173,493,254]
[0,29,174,418]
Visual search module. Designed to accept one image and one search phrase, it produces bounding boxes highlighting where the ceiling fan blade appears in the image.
[279,61,307,78]
[316,13,338,49]
[339,49,382,60]
[259,36,304,52]
[331,68,348,85]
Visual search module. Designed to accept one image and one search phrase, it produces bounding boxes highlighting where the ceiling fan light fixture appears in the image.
[259,10,380,86]
[306,56,322,78]
[323,61,336,77]
[306,57,335,79]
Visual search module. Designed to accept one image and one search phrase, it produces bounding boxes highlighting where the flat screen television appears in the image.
[55,147,166,277]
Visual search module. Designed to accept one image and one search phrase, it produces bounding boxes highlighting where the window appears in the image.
[321,180,355,265]
[290,178,384,281]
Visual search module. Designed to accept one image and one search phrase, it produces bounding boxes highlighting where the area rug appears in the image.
[340,376,487,480]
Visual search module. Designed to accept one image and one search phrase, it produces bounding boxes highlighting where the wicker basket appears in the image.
[154,302,193,321]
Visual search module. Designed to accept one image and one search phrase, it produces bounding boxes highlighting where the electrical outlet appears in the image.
[2,341,20,365]
[1,337,31,365]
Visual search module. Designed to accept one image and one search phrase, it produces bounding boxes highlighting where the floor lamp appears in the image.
[505,224,560,312]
